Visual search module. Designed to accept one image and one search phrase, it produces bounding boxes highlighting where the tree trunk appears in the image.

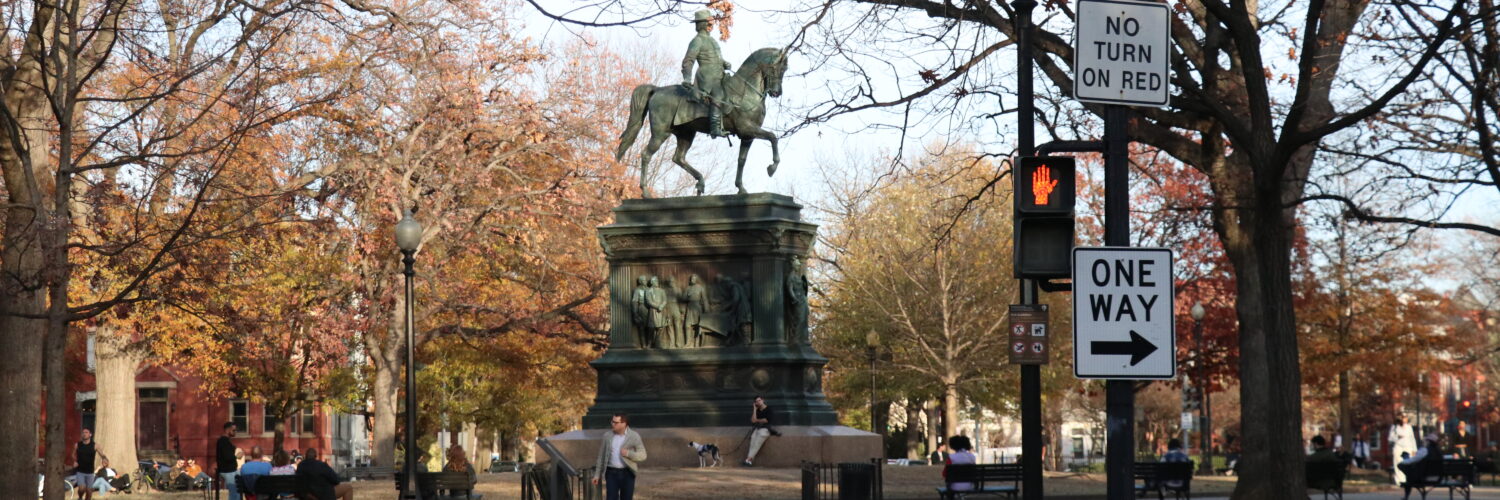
[0,16,57,492]
[0,288,45,498]
[518,423,536,463]
[43,151,79,500]
[42,314,65,500]
[1338,370,1351,449]
[904,400,922,459]
[941,383,959,442]
[925,403,939,457]
[463,422,479,467]
[273,409,287,454]
[0,215,44,495]
[367,311,402,467]
[1222,179,1307,498]
[95,328,142,472]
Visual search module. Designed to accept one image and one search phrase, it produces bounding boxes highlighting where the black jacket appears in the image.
[295,459,340,500]
[215,436,237,473]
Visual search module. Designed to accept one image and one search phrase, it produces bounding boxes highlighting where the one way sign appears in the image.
[1073,247,1175,379]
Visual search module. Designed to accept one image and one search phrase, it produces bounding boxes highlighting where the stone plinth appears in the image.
[581,193,837,429]
[542,426,881,469]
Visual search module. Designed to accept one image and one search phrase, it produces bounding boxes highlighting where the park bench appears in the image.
[935,463,1022,499]
[1403,458,1475,500]
[1476,457,1498,486]
[1305,460,1347,500]
[1133,461,1193,500]
[396,470,480,500]
[344,465,395,481]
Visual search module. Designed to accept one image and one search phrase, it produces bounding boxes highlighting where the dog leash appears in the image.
[724,426,757,456]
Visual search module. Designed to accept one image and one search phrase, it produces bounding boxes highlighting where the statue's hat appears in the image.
[694,9,712,22]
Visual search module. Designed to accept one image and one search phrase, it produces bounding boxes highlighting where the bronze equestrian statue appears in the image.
[615,11,787,197]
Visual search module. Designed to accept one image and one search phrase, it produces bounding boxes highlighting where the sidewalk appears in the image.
[1189,488,1500,500]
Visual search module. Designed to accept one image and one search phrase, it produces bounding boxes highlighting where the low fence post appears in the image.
[801,461,817,500]
[837,462,875,500]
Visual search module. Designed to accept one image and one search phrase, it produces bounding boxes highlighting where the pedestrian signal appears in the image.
[1014,156,1076,279]
[1016,156,1075,215]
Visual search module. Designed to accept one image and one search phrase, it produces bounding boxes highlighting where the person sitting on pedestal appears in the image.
[742,396,779,466]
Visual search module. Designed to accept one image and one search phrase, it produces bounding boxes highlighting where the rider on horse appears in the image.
[682,9,732,138]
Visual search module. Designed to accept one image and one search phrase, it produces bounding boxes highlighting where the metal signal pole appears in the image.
[1102,103,1134,500]
[1014,1,1043,498]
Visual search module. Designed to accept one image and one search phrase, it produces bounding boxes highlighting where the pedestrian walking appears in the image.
[1351,431,1371,469]
[593,413,647,500]
[71,428,108,500]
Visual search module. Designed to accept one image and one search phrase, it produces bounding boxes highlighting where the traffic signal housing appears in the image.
[1013,156,1076,279]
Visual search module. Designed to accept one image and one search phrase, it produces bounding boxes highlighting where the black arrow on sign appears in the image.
[1090,330,1158,366]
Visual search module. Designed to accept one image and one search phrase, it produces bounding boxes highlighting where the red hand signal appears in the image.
[1032,165,1059,205]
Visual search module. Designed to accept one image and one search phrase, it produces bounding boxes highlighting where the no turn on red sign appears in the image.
[1073,0,1172,107]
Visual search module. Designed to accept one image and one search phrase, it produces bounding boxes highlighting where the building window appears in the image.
[1072,437,1085,459]
[81,399,97,434]
[264,407,281,435]
[298,407,316,435]
[230,400,249,433]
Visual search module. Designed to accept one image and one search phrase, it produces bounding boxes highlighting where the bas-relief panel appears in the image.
[626,261,754,349]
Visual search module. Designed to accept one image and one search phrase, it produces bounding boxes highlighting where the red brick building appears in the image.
[62,359,338,467]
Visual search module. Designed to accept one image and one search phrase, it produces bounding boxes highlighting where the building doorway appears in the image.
[138,388,169,452]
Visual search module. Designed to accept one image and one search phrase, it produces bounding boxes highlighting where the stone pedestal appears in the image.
[542,194,878,467]
[583,193,836,428]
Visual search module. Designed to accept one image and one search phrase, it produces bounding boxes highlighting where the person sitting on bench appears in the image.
[1160,438,1191,489]
[1397,433,1443,500]
[941,436,976,493]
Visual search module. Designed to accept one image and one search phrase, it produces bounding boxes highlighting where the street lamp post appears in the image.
[1191,302,1210,475]
[396,210,423,500]
[867,331,879,435]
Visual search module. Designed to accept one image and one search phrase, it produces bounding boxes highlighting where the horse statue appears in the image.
[614,47,787,196]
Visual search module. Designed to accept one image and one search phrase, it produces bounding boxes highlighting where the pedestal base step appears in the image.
[539,425,881,469]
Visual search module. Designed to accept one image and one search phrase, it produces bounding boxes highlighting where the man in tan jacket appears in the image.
[593,413,647,500]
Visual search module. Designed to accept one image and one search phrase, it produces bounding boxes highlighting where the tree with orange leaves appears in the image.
[1296,210,1483,448]
[299,14,642,464]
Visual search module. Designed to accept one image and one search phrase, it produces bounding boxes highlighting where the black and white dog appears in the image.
[688,441,721,467]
